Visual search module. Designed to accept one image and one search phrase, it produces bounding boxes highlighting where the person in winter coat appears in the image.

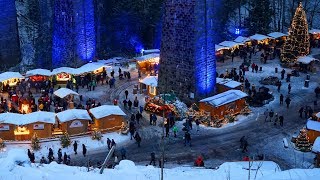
[150,152,156,166]
[152,114,157,126]
[40,156,47,164]
[58,148,62,163]
[194,156,204,167]
[279,116,284,127]
[274,113,278,126]
[288,84,292,94]
[30,153,35,163]
[128,100,132,110]
[123,99,128,109]
[281,69,286,80]
[48,148,54,162]
[165,121,170,137]
[130,114,135,122]
[280,94,284,105]
[28,149,32,161]
[149,113,153,125]
[63,152,68,164]
[107,138,111,149]
[73,141,78,155]
[82,144,87,157]
[242,140,248,153]
[124,90,129,99]
[285,97,291,108]
[195,119,200,131]
[184,131,191,147]
[135,132,142,147]
[120,148,127,160]
[269,110,274,122]
[111,139,116,147]
[264,109,269,122]
[136,111,142,124]
[133,97,139,108]
[173,125,178,138]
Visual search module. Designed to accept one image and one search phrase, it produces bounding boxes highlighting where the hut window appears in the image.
[14,126,30,135]
[149,86,156,96]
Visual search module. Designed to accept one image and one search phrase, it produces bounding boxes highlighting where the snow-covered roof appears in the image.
[98,58,121,65]
[200,90,248,107]
[309,29,320,34]
[249,34,272,41]
[139,76,158,87]
[53,88,79,98]
[22,111,56,125]
[143,49,160,54]
[306,120,320,132]
[73,63,108,75]
[312,137,320,153]
[135,53,160,61]
[297,56,318,64]
[0,72,24,82]
[51,67,76,75]
[315,112,320,118]
[216,78,242,88]
[234,36,250,43]
[56,109,91,123]
[25,69,52,77]
[267,32,287,39]
[215,44,228,51]
[0,113,24,125]
[219,41,243,48]
[89,105,126,119]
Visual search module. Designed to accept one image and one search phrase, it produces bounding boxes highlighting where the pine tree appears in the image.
[295,128,312,152]
[247,0,273,35]
[281,2,310,63]
[60,132,71,148]
[31,133,41,151]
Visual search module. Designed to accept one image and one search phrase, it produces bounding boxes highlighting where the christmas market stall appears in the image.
[215,44,229,61]
[199,90,248,122]
[139,75,158,96]
[306,119,320,143]
[89,105,126,132]
[74,63,112,76]
[56,109,92,136]
[267,32,287,47]
[22,111,56,139]
[216,78,242,93]
[19,97,32,114]
[142,49,160,55]
[309,29,320,47]
[135,53,160,74]
[144,95,178,117]
[0,113,23,140]
[0,72,24,91]
[25,69,52,82]
[51,67,75,84]
[218,41,244,55]
[53,88,79,109]
[296,56,318,72]
[234,36,251,45]
[249,34,272,45]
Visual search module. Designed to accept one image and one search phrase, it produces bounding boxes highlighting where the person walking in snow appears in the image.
[264,109,269,122]
[285,97,291,108]
[277,81,282,92]
[124,90,129,99]
[150,152,156,166]
[58,148,62,163]
[273,113,278,126]
[63,152,68,165]
[279,115,284,127]
[288,84,292,94]
[82,144,87,157]
[281,69,286,80]
[128,99,132,110]
[280,94,284,105]
[184,131,191,147]
[173,125,178,137]
[111,139,116,147]
[120,148,126,160]
[107,138,111,150]
[73,141,78,155]
[135,132,142,147]
[48,148,54,163]
[269,109,274,122]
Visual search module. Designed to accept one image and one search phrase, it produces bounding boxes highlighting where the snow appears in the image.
[316,112,320,118]
[261,169,320,180]
[219,41,243,48]
[267,32,287,39]
[297,56,318,64]
[306,120,320,132]
[216,78,242,88]
[249,34,272,41]
[53,88,79,98]
[0,72,24,82]
[312,137,320,153]
[234,36,250,43]
[25,69,52,77]
[135,53,160,61]
[56,109,91,123]
[73,63,112,75]
[309,29,320,34]
[142,49,160,54]
[0,113,24,125]
[22,111,56,125]
[215,44,228,51]
[200,90,248,107]
[139,75,158,87]
[51,67,76,75]
[89,105,126,119]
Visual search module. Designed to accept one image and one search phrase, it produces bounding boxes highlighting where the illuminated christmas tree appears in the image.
[281,2,310,63]
[295,128,312,152]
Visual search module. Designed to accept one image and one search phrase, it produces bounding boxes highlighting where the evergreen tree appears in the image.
[60,132,71,148]
[31,133,41,151]
[247,0,272,35]
[281,2,310,63]
[295,128,312,152]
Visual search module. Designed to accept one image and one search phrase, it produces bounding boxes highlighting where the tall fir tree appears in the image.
[281,2,310,63]
[247,0,272,35]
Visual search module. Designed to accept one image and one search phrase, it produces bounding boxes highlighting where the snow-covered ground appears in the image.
[0,148,319,180]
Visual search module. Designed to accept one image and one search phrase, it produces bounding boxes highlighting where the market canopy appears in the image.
[0,72,24,82]
[218,41,243,48]
[135,53,160,62]
[234,36,250,43]
[249,34,272,41]
[309,29,320,34]
[215,44,228,51]
[22,111,56,125]
[51,67,76,75]
[0,113,24,125]
[216,78,242,88]
[200,90,248,107]
[25,69,52,77]
[267,32,287,39]
[73,63,108,75]
[53,88,79,98]
[89,105,126,119]
[297,56,318,64]
[57,109,92,123]
[139,76,158,87]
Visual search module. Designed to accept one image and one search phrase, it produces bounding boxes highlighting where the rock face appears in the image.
[158,0,217,103]
[0,0,21,69]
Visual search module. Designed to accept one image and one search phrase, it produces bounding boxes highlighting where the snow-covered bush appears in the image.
[31,133,41,151]
[91,130,102,141]
[60,132,71,148]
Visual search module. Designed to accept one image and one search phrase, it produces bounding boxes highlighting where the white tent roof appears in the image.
[51,67,76,75]
[200,90,248,107]
[22,111,56,125]
[53,88,79,98]
[73,63,106,75]
[139,76,158,87]
[219,41,243,48]
[25,69,52,77]
[309,29,320,34]
[315,112,320,118]
[143,49,160,54]
[312,137,320,153]
[234,36,250,43]
[267,32,287,39]
[249,34,272,41]
[306,120,320,132]
[215,44,228,51]
[216,78,242,88]
[297,56,318,64]
[0,113,24,125]
[0,72,24,82]
[89,105,126,119]
[57,109,91,123]
[135,53,160,61]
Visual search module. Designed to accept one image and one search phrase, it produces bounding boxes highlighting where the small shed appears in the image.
[139,75,158,96]
[297,56,318,72]
[25,69,52,82]
[89,105,126,131]
[22,111,56,139]
[56,109,92,135]
[306,120,320,143]
[199,90,248,120]
[0,72,24,88]
[216,78,242,93]
[0,113,24,140]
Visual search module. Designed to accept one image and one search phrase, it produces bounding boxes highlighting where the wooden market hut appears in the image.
[51,67,75,84]
[22,111,56,139]
[89,105,126,132]
[249,34,273,45]
[0,113,24,140]
[56,109,91,136]
[25,69,52,82]
[296,56,318,73]
[53,88,79,109]
[199,90,248,120]
[139,75,158,97]
[234,36,251,46]
[135,53,160,74]
[218,41,244,55]
[267,32,287,47]
[0,72,24,91]
[306,119,320,143]
[216,78,242,94]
